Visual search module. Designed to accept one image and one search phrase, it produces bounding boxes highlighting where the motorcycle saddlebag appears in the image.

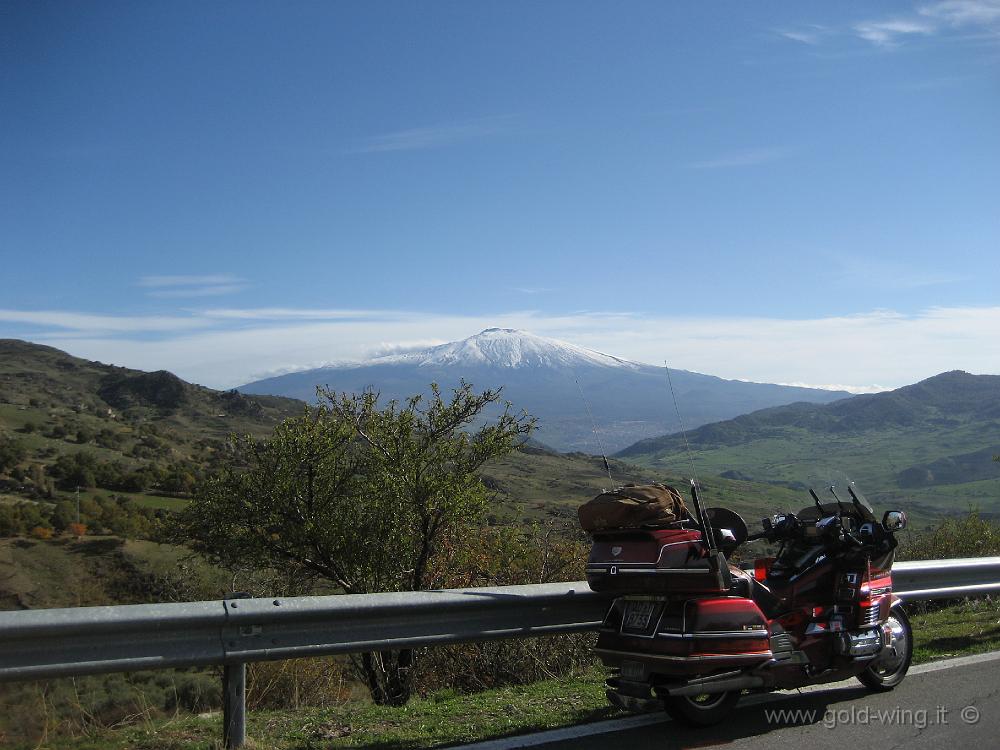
[596,596,772,676]
[578,483,689,533]
[585,528,730,594]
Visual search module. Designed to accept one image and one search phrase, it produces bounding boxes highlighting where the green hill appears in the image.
[0,339,799,532]
[0,339,307,510]
[616,371,1000,519]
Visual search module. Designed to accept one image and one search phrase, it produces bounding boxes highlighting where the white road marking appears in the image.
[448,651,1000,750]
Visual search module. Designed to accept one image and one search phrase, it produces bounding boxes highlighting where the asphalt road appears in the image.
[455,652,1000,750]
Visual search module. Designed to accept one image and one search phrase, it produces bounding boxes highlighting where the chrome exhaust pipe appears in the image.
[664,674,767,697]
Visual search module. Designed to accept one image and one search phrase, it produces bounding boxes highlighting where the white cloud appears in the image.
[853,1,1000,46]
[511,287,557,295]
[776,382,891,395]
[854,18,936,46]
[919,0,1000,26]
[775,25,832,45]
[9,306,1000,395]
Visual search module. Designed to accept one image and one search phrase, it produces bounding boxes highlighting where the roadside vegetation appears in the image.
[3,349,999,749]
[4,511,1000,749]
[6,596,1000,750]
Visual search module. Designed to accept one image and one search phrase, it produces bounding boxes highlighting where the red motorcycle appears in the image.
[586,481,910,726]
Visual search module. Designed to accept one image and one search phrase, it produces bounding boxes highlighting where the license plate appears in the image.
[621,660,647,681]
[623,600,657,631]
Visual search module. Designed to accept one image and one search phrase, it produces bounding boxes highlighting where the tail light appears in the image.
[753,557,775,581]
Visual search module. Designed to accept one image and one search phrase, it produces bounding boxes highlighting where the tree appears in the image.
[0,436,27,474]
[175,382,534,705]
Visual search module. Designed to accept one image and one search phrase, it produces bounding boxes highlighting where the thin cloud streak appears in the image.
[775,25,832,45]
[148,284,249,299]
[688,147,794,169]
[0,309,211,333]
[139,274,246,287]
[201,308,411,321]
[831,255,969,290]
[350,116,516,154]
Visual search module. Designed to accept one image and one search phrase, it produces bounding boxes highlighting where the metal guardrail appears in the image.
[1,556,998,747]
[892,557,1000,600]
[0,581,607,683]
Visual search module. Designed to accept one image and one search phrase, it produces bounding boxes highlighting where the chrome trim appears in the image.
[656,631,769,640]
[861,601,881,626]
[587,566,712,574]
[595,647,773,665]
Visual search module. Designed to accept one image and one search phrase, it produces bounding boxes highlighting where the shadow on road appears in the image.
[656,685,873,746]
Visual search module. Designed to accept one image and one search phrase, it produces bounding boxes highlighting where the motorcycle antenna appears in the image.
[808,488,825,514]
[828,484,849,516]
[663,361,700,487]
[846,483,867,516]
[574,376,614,485]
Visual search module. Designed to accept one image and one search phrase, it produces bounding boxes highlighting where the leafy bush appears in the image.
[416,522,597,695]
[0,435,28,473]
[897,510,1000,561]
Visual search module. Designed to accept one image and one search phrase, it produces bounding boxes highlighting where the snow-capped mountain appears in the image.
[239,329,849,453]
[371,328,639,370]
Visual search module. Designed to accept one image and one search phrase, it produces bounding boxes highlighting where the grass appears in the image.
[910,598,1000,662]
[0,536,228,610]
[20,669,616,750]
[14,598,1000,750]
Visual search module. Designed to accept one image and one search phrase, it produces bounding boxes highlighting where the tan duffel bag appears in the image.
[578,482,689,532]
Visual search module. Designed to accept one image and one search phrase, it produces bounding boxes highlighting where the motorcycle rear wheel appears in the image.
[858,606,913,691]
[663,690,739,726]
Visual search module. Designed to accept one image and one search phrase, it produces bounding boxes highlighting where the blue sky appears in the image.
[2,1,998,390]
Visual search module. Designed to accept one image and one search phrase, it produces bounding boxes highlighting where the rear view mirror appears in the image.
[883,510,907,532]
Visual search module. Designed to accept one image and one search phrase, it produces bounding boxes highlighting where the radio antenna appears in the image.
[574,376,613,484]
[828,484,849,516]
[664,361,699,487]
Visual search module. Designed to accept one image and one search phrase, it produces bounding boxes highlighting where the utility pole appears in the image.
[76,485,80,525]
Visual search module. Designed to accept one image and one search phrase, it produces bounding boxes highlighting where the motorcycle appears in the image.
[586,480,910,726]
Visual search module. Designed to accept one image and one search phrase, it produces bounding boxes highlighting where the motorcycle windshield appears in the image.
[798,471,877,523]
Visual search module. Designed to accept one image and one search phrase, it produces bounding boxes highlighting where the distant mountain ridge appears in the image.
[239,328,850,452]
[615,370,1000,518]
[617,371,1000,455]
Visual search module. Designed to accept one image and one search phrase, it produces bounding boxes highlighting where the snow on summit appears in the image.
[370,328,640,370]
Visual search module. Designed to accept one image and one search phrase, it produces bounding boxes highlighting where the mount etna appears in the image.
[239,328,850,453]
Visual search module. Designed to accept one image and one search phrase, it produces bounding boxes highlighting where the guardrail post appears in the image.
[223,662,246,749]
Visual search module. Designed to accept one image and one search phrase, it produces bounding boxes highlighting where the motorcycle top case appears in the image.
[585,528,729,594]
